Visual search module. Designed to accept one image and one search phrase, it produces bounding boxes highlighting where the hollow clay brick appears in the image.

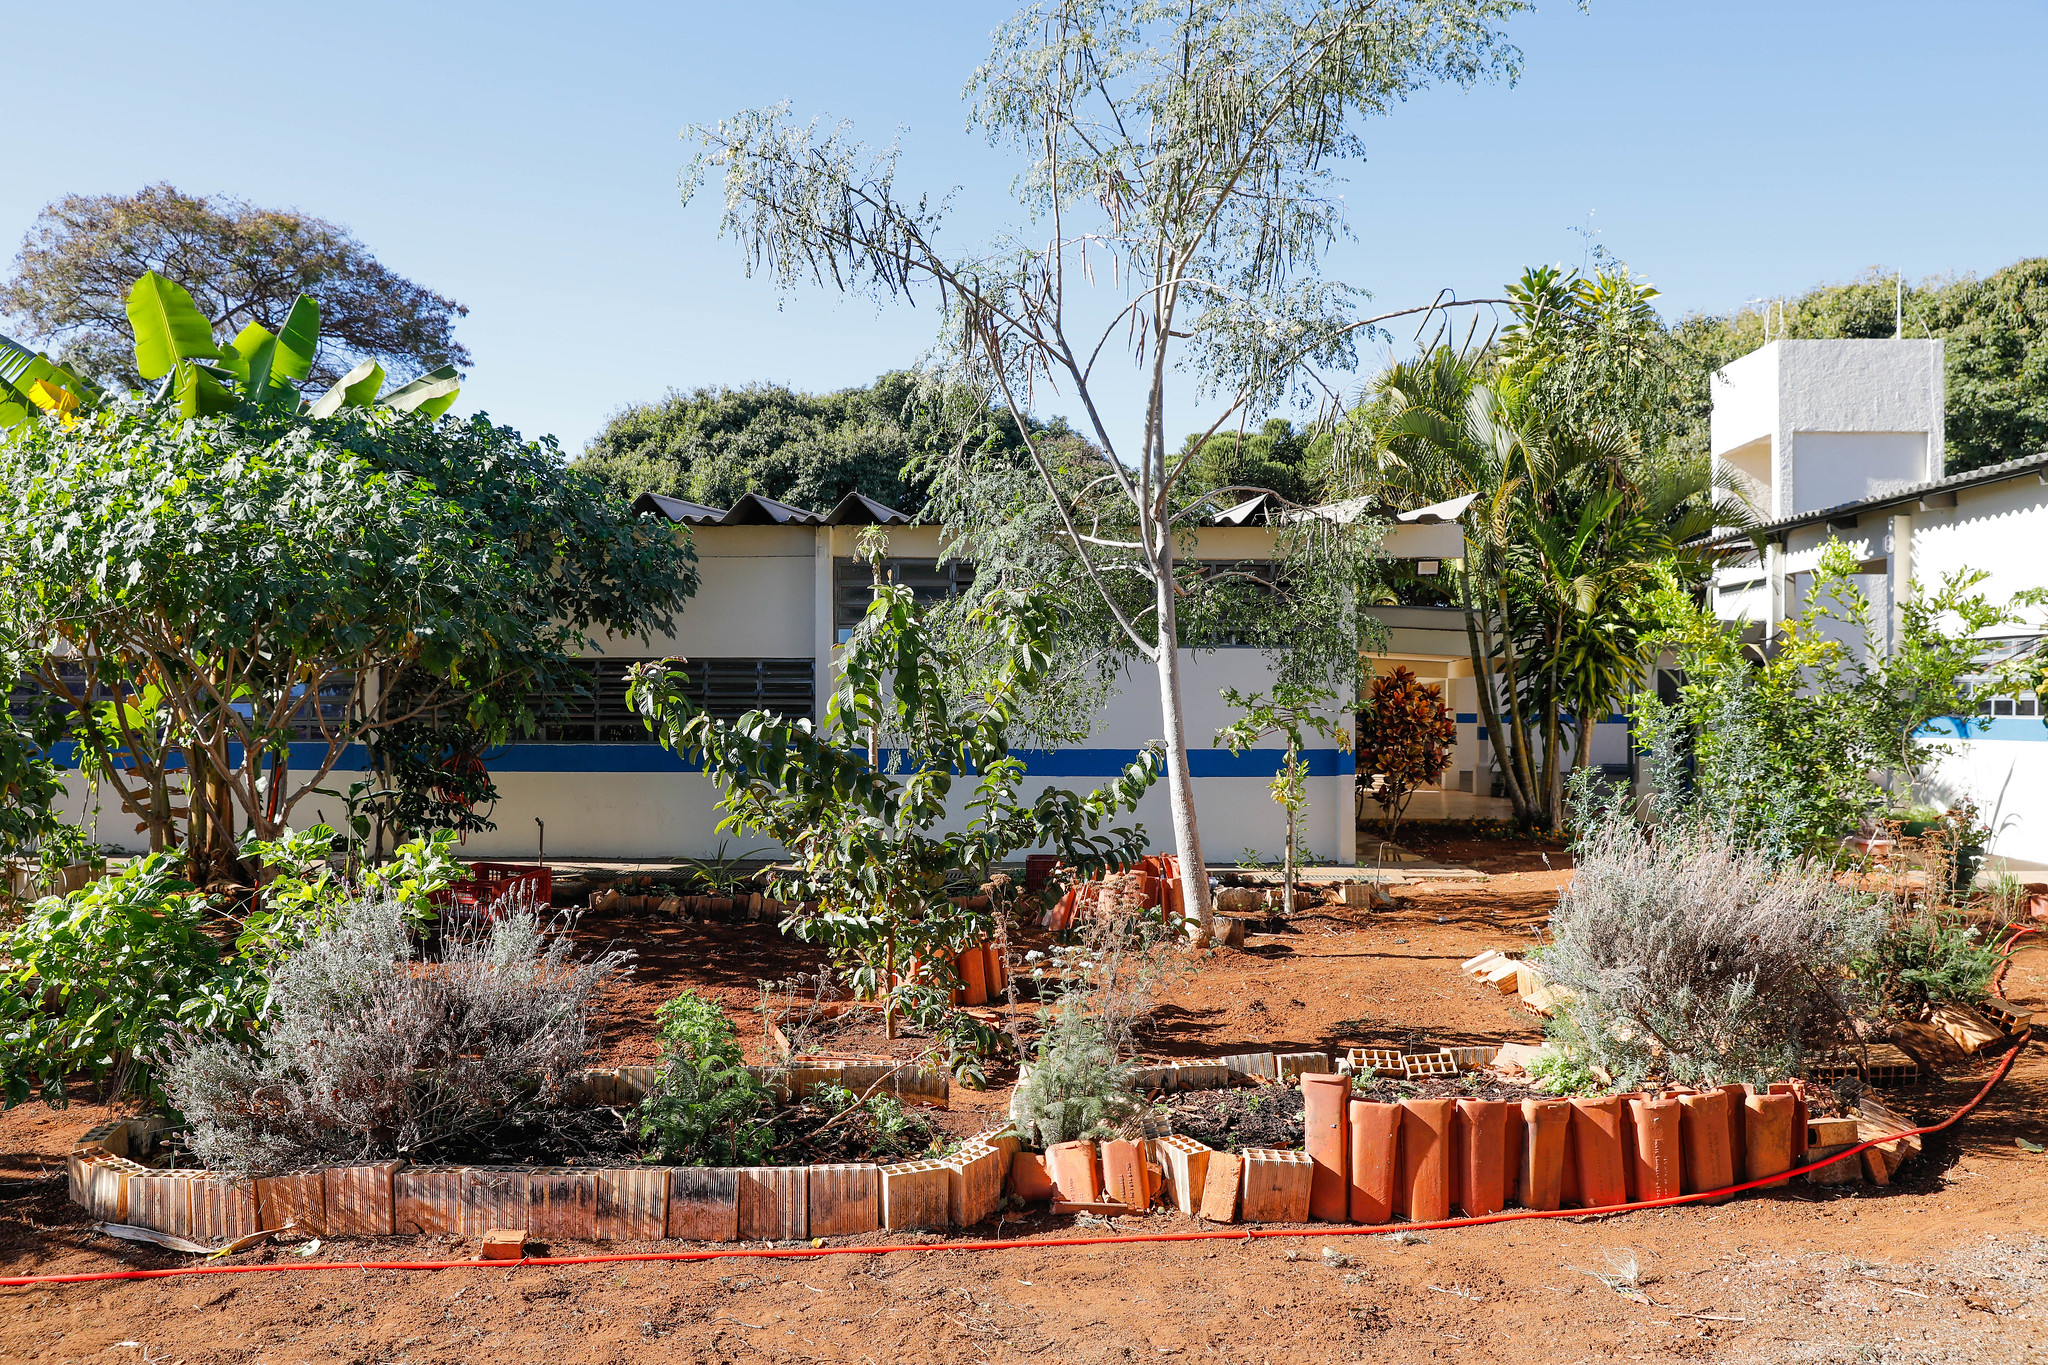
[1677,1090,1736,1203]
[459,1167,531,1236]
[526,1167,599,1241]
[1714,1084,1751,1182]
[1769,1080,1810,1161]
[880,1160,951,1230]
[1454,1099,1512,1217]
[256,1171,328,1235]
[1569,1098,1628,1209]
[1217,1052,1279,1080]
[129,1172,193,1237]
[1047,1140,1101,1204]
[808,1164,880,1238]
[1743,1092,1796,1187]
[1347,1099,1400,1224]
[189,1176,260,1241]
[1519,1099,1570,1212]
[1275,1052,1332,1080]
[738,1166,809,1241]
[665,1167,740,1241]
[944,1145,1006,1225]
[1627,1096,1683,1202]
[395,1166,465,1236]
[1153,1134,1213,1216]
[89,1156,148,1224]
[595,1167,669,1241]
[324,1162,400,1236]
[1198,1150,1245,1223]
[1239,1148,1313,1223]
[66,1146,104,1206]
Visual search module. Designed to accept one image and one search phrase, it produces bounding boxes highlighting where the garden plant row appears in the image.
[71,1051,1922,1251]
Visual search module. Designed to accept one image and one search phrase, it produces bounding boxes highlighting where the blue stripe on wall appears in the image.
[47,740,1357,777]
[1921,716,2048,742]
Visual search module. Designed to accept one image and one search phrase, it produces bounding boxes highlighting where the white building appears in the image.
[1708,338,2048,871]
[51,490,1466,866]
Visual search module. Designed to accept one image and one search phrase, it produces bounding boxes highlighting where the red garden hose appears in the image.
[5,933,2036,1291]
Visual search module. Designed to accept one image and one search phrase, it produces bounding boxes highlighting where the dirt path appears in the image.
[4,860,2044,1364]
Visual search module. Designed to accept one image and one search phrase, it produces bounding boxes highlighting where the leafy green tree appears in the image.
[1344,260,1738,827]
[1215,682,1351,913]
[0,184,469,391]
[631,570,1159,1037]
[1676,259,2048,475]
[573,371,1047,514]
[1635,543,2040,859]
[0,273,698,876]
[1176,418,1328,506]
[685,0,1528,936]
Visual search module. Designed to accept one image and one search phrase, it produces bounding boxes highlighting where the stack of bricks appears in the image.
[62,1115,1018,1248]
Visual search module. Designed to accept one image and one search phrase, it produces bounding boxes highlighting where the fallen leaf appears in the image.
[2015,1138,2044,1154]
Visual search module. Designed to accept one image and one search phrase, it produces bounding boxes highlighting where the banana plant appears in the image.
[0,335,100,433]
[2,270,460,433]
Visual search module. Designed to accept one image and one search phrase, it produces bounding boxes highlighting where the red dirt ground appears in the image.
[5,839,2045,1364]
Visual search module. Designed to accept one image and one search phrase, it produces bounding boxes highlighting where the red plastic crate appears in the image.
[432,862,553,919]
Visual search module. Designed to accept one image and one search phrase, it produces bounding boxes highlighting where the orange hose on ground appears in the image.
[7,933,2035,1292]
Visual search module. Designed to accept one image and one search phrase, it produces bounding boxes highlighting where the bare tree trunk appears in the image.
[1458,561,1533,824]
[1151,573,1213,943]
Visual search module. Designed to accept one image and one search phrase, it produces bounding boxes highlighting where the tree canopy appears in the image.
[1176,418,1330,506]
[1677,258,2048,475]
[0,184,470,392]
[573,371,1051,514]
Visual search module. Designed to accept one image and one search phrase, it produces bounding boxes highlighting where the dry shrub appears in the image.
[1012,871,1184,1145]
[1540,780,1884,1088]
[166,899,630,1172]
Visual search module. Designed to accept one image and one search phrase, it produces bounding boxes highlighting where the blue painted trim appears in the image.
[473,744,1354,778]
[48,741,374,772]
[1921,716,2048,742]
[1456,713,1478,724]
[49,738,1357,779]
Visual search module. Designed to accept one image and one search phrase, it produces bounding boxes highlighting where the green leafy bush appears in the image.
[1009,1001,1143,1147]
[1855,910,2003,1015]
[1,854,256,1105]
[636,991,775,1166]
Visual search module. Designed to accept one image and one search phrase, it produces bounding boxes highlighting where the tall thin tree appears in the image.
[686,0,1528,936]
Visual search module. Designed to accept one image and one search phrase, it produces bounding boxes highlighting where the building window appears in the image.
[834,559,976,640]
[529,658,816,741]
[8,663,354,744]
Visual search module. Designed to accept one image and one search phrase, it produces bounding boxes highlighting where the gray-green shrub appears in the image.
[166,899,628,1172]
[1538,775,1885,1088]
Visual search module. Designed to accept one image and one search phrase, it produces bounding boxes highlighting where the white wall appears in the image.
[1711,339,1944,522]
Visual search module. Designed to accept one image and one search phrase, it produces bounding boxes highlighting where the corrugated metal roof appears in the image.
[1705,449,2048,545]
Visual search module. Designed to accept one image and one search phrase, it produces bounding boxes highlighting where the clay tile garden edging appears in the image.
[69,1052,1922,1249]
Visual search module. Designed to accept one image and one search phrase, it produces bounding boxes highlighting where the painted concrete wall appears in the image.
[1711,339,1945,523]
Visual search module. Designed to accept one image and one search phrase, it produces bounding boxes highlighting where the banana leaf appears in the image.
[127,272,220,381]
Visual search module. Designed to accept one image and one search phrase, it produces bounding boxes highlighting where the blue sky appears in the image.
[7,1,2044,466]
